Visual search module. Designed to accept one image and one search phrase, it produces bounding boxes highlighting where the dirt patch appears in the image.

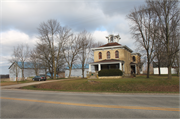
[88,80,100,85]
[1,82,17,86]
[1,78,10,81]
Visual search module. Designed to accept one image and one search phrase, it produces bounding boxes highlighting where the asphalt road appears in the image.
[1,89,179,118]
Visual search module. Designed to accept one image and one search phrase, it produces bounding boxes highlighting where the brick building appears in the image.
[89,34,142,76]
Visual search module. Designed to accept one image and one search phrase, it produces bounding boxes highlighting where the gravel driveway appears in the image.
[1,79,73,89]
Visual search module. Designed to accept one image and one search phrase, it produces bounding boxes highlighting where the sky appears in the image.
[0,0,145,74]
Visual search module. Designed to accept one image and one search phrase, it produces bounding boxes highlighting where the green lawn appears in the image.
[46,78,65,80]
[21,75,179,93]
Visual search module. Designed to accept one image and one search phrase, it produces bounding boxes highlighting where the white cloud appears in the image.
[0,0,145,74]
[1,30,38,48]
[0,30,39,74]
[92,30,109,44]
[92,30,136,51]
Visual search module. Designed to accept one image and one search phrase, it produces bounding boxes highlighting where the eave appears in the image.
[91,45,133,53]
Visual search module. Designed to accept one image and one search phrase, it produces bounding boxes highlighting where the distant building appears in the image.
[57,71,65,78]
[9,62,46,81]
[0,74,9,78]
[153,62,177,74]
[89,34,142,76]
[65,64,95,78]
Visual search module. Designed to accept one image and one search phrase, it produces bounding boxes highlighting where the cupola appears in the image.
[106,34,121,43]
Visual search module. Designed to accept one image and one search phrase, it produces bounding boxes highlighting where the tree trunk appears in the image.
[168,65,172,79]
[82,66,84,78]
[158,62,161,75]
[82,57,84,78]
[50,72,53,79]
[35,69,38,76]
[158,66,161,75]
[16,64,18,83]
[178,59,179,77]
[68,67,72,78]
[177,68,179,77]
[147,62,150,78]
[53,63,56,79]
[176,53,179,77]
[146,52,150,78]
[22,69,24,81]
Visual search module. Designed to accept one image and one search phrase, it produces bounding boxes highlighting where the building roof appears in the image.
[130,62,136,65]
[90,59,124,64]
[91,45,133,53]
[9,61,46,69]
[65,64,89,70]
[46,72,58,77]
[99,42,121,47]
[131,53,141,57]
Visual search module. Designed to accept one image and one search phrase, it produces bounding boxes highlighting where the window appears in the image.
[132,56,136,62]
[115,50,119,58]
[110,36,113,42]
[107,51,110,59]
[99,52,102,59]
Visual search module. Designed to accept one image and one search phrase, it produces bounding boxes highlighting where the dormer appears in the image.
[106,34,121,43]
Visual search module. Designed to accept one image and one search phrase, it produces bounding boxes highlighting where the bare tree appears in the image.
[78,30,94,78]
[55,53,66,77]
[89,41,104,62]
[92,41,104,48]
[127,6,157,78]
[10,44,29,80]
[36,43,52,78]
[147,0,180,79]
[29,48,41,76]
[37,19,71,79]
[9,47,20,83]
[37,19,59,79]
[171,32,179,76]
[63,34,82,78]
[153,30,167,75]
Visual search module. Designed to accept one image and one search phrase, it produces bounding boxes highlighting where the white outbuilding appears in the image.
[153,62,177,74]
[65,64,95,78]
[9,62,46,81]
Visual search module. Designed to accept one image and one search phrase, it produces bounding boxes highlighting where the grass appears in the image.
[1,80,34,86]
[46,78,65,80]
[21,75,179,93]
[153,74,178,76]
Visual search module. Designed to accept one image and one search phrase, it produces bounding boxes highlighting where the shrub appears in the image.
[98,69,123,76]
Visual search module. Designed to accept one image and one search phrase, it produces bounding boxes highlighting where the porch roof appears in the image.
[90,59,124,65]
[130,62,136,65]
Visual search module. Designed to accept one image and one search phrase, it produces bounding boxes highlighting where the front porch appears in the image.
[89,59,125,72]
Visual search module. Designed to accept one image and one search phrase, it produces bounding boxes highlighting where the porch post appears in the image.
[89,64,91,72]
[119,62,122,70]
[135,65,136,74]
[123,63,125,72]
[98,64,101,71]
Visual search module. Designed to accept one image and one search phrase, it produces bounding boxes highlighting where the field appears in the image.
[21,75,179,93]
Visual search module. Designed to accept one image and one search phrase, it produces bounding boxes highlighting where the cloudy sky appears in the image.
[0,0,145,74]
